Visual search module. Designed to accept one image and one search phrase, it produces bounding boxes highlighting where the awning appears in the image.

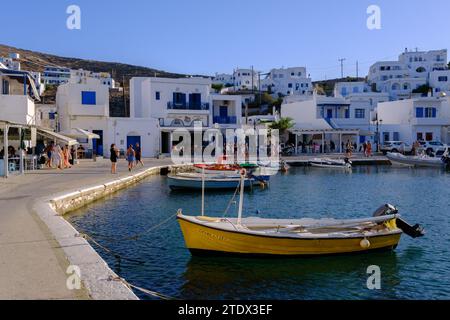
[359,130,375,136]
[59,128,100,140]
[37,128,78,146]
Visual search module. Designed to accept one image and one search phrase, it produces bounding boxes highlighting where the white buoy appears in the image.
[360,238,371,249]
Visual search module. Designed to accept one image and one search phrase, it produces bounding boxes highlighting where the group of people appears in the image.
[0,146,17,159]
[44,142,75,170]
[110,143,143,174]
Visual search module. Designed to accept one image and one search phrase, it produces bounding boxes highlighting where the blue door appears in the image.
[127,136,141,149]
[326,109,333,119]
[93,130,103,156]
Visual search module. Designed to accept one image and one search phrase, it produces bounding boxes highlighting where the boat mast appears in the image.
[237,169,246,225]
[201,167,205,216]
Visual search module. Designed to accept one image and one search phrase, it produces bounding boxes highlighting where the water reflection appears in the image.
[181,251,401,300]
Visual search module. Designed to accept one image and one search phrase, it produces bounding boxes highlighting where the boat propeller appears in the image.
[373,204,425,239]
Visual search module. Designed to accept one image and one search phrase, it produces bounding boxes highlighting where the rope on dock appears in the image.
[108,276,174,300]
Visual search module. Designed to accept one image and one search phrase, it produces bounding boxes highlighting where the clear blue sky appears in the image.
[2,0,450,80]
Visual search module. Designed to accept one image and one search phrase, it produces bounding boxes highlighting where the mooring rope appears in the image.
[108,276,174,300]
[222,180,241,217]
[86,212,179,243]
[79,233,146,264]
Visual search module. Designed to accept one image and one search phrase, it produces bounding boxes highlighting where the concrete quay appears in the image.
[0,158,174,300]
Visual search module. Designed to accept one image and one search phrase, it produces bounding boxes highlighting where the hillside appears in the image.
[0,44,201,116]
[0,44,191,84]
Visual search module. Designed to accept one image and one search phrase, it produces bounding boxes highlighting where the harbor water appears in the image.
[67,166,450,300]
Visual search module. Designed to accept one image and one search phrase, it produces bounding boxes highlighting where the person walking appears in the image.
[135,143,144,167]
[63,145,72,168]
[367,141,372,157]
[52,145,63,170]
[45,142,53,168]
[345,140,353,158]
[126,144,135,172]
[110,144,119,174]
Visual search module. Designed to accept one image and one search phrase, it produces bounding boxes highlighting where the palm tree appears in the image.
[269,117,295,143]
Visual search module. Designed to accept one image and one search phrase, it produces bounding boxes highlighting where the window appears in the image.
[416,107,424,118]
[155,91,160,100]
[438,76,448,82]
[426,132,433,141]
[417,133,423,141]
[355,109,365,119]
[2,79,9,95]
[49,112,56,120]
[81,91,96,105]
[424,107,437,118]
[393,132,400,141]
[288,83,293,88]
[173,92,186,106]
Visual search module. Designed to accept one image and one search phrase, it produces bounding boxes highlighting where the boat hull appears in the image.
[177,216,402,256]
[168,176,255,190]
[386,153,443,168]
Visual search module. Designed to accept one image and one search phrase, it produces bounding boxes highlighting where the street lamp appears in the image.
[375,118,383,152]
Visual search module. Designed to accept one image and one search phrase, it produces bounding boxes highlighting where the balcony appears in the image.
[213,116,237,125]
[167,102,209,111]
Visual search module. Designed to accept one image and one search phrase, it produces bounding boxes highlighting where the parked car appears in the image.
[421,141,448,156]
[381,141,413,155]
[436,146,450,157]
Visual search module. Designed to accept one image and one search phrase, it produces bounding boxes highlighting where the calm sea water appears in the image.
[67,166,450,300]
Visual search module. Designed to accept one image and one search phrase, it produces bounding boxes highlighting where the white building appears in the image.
[130,76,242,154]
[334,82,369,98]
[429,69,450,95]
[281,93,368,152]
[70,69,116,88]
[43,66,71,86]
[261,67,313,96]
[35,104,57,131]
[57,77,159,158]
[232,68,259,91]
[377,96,450,145]
[0,68,40,125]
[212,73,234,87]
[0,53,21,71]
[368,48,449,99]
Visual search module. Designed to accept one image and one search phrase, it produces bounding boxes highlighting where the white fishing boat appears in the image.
[168,172,263,190]
[386,152,444,168]
[310,158,352,169]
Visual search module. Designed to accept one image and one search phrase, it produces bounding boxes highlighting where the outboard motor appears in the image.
[373,204,425,239]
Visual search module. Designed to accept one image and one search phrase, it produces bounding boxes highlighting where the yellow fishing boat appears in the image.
[177,171,424,257]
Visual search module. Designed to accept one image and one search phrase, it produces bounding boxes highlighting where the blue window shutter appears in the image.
[432,108,437,118]
[81,91,96,105]
[181,93,186,107]
[416,107,424,118]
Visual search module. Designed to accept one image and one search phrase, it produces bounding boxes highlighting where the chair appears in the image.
[9,162,16,172]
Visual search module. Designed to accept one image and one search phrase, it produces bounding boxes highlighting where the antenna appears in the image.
[338,58,346,78]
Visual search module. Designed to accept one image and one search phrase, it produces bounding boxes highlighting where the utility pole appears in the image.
[122,75,127,117]
[338,58,346,79]
[356,61,359,79]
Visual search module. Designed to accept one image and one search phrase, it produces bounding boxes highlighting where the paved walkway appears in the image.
[0,158,172,300]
